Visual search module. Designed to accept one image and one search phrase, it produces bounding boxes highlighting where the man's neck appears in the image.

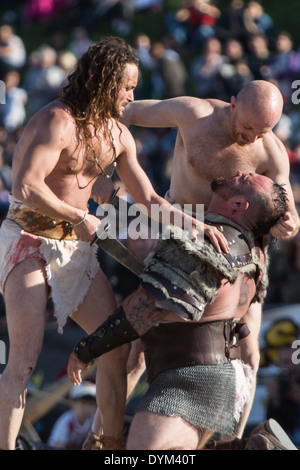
[206,208,250,232]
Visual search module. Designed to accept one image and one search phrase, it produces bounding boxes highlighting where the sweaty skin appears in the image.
[121,82,299,237]
[68,171,275,384]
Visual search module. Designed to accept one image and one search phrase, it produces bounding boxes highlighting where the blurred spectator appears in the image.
[23,0,72,23]
[263,32,300,102]
[266,344,300,445]
[244,1,275,42]
[57,50,77,83]
[216,38,253,98]
[49,29,68,54]
[47,381,97,450]
[0,69,27,132]
[267,233,300,304]
[223,59,254,96]
[273,113,294,158]
[0,145,9,224]
[68,27,92,59]
[133,0,163,13]
[190,36,226,97]
[131,34,155,99]
[224,37,246,65]
[0,25,26,74]
[171,0,220,48]
[215,0,248,47]
[0,144,11,191]
[0,131,15,186]
[291,142,300,178]
[134,34,155,70]
[247,33,271,80]
[83,0,135,35]
[149,40,187,98]
[23,45,65,114]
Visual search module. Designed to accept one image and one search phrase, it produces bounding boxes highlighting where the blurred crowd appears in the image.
[0,0,299,446]
[0,0,298,306]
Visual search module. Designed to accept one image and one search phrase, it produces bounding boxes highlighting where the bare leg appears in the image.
[71,267,130,438]
[127,411,213,450]
[0,259,48,449]
[236,302,261,438]
[126,340,145,401]
[84,339,145,448]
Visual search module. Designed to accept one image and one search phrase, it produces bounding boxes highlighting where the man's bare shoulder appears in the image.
[28,100,75,136]
[116,119,134,139]
[263,130,287,153]
[175,96,225,119]
[256,131,290,177]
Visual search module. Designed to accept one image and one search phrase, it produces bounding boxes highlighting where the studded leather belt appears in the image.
[141,320,249,384]
[6,205,77,241]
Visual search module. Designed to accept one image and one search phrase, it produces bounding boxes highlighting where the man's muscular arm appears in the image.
[120,96,205,129]
[264,134,299,238]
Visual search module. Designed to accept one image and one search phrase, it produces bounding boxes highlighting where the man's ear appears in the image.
[230,96,237,112]
[230,200,249,212]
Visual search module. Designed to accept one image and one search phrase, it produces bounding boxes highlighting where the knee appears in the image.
[6,348,41,385]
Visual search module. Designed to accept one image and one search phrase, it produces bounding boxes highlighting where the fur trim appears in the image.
[141,218,269,320]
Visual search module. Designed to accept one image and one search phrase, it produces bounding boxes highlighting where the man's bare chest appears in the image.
[184,137,261,180]
[64,140,115,178]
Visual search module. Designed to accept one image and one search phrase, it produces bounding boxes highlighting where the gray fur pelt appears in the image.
[141,219,268,321]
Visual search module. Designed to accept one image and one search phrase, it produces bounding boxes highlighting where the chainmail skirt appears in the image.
[135,360,253,437]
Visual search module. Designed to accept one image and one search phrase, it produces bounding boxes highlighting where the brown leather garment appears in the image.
[6,205,77,241]
[141,320,243,384]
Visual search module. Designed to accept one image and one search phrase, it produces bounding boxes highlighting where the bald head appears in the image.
[236,80,283,127]
[230,80,284,145]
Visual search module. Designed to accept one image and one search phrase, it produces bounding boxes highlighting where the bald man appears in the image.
[120,80,299,439]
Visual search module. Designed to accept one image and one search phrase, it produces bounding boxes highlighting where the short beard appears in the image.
[211,177,227,192]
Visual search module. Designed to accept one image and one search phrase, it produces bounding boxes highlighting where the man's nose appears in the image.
[128,90,134,102]
[247,132,258,143]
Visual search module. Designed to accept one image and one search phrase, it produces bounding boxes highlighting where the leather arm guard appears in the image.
[73,307,140,365]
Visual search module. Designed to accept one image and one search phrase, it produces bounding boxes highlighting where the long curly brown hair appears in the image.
[59,36,139,151]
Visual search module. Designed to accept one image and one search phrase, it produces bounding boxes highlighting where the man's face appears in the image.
[116,63,138,117]
[211,170,273,200]
[231,98,273,146]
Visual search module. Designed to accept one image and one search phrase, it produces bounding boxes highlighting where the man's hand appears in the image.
[203,223,229,253]
[270,211,299,239]
[67,351,91,385]
[73,213,101,242]
[91,175,116,205]
[191,221,229,253]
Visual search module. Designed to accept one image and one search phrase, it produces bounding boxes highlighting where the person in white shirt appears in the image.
[48,382,97,450]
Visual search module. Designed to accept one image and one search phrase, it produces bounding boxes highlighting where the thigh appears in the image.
[4,258,48,360]
[70,266,117,334]
[126,411,200,450]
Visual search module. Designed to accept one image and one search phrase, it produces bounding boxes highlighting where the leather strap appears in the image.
[7,205,77,240]
[141,320,236,384]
